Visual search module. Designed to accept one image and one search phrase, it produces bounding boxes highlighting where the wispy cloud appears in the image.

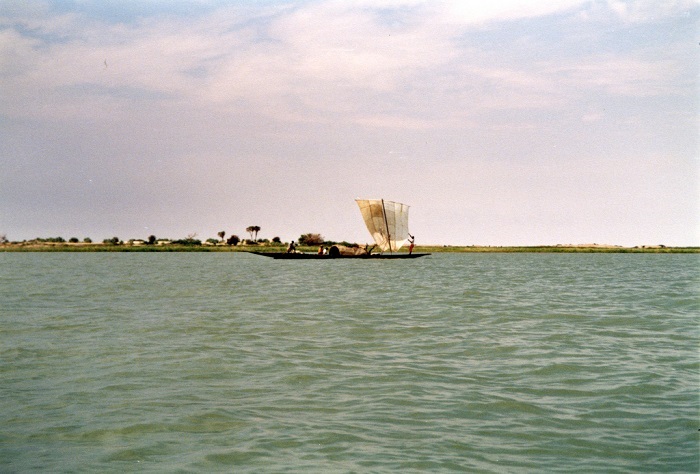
[3,1,694,124]
[0,0,697,245]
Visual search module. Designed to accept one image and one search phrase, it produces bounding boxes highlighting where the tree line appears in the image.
[1,227,358,248]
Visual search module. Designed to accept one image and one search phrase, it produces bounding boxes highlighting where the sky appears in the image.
[1,0,698,246]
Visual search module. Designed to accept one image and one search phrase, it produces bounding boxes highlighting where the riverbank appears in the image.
[1,242,697,253]
[416,244,699,253]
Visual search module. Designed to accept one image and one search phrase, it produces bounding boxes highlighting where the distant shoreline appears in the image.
[1,243,698,253]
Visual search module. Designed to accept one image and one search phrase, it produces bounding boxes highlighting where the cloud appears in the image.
[446,0,588,24]
[1,0,694,127]
[605,0,697,23]
[1,0,697,245]
[545,56,686,97]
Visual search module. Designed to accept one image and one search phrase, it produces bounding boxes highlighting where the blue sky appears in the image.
[1,0,698,246]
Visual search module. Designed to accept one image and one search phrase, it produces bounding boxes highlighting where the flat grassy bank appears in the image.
[416,245,699,253]
[1,243,698,253]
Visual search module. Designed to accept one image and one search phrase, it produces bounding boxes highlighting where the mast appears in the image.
[381,199,392,253]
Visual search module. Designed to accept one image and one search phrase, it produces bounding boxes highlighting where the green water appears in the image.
[1,253,698,472]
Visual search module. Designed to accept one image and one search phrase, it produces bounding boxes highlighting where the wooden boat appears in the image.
[253,199,430,260]
[253,251,429,259]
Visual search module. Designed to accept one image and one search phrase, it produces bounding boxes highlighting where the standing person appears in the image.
[287,240,296,253]
[408,233,415,254]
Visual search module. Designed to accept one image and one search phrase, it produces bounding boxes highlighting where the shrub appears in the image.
[226,235,240,246]
[83,237,92,243]
[172,238,201,246]
[298,233,324,246]
[38,237,65,243]
[272,236,281,243]
[69,237,79,243]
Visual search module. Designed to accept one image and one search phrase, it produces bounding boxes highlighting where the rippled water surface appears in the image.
[1,252,698,472]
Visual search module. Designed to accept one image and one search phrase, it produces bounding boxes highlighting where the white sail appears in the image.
[355,199,410,252]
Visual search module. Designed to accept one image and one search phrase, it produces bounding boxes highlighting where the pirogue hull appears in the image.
[251,252,430,260]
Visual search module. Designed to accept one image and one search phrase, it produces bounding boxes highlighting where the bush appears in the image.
[83,237,92,243]
[38,237,65,243]
[226,235,240,246]
[69,237,79,243]
[172,238,201,246]
[298,233,324,246]
[103,237,120,245]
[272,236,281,243]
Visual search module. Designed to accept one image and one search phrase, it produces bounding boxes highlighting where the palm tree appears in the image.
[246,226,255,240]
[218,231,225,242]
[253,226,260,240]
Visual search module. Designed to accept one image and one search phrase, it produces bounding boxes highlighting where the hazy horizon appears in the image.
[1,1,698,247]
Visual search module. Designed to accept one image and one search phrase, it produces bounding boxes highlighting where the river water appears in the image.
[1,252,698,472]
